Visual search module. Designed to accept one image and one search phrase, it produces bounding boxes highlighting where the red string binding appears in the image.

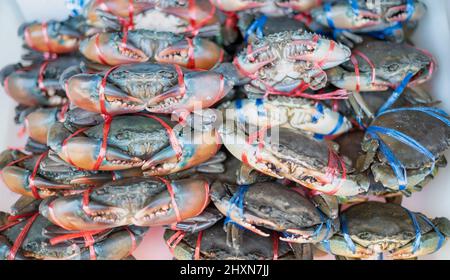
[194,230,203,260]
[6,213,39,260]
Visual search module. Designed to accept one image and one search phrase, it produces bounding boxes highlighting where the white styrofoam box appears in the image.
[0,0,449,260]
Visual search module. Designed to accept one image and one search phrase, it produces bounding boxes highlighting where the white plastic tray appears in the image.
[0,0,448,260]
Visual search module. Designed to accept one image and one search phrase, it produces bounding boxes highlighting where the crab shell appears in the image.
[318,201,449,259]
[327,40,434,92]
[219,122,369,197]
[65,63,232,116]
[39,177,210,231]
[164,221,296,260]
[210,181,339,242]
[235,30,351,93]
[361,109,450,191]
[79,30,224,70]
[222,96,352,137]
[0,213,147,260]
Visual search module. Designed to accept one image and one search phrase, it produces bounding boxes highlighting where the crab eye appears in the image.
[357,232,372,240]
[259,205,272,215]
[386,63,400,72]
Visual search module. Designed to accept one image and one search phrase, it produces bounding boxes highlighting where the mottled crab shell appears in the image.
[164,222,293,260]
[366,110,450,169]
[82,115,173,159]
[339,40,432,86]
[342,202,433,247]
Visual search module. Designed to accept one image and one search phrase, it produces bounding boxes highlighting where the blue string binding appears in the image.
[377,72,414,115]
[244,15,268,42]
[405,208,445,254]
[224,185,250,229]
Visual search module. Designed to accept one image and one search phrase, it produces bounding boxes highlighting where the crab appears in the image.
[311,0,427,46]
[18,16,86,55]
[63,62,233,117]
[0,149,143,198]
[234,30,351,94]
[92,0,221,37]
[357,107,450,194]
[0,196,148,260]
[79,30,225,70]
[46,112,221,175]
[38,176,210,231]
[164,218,312,260]
[327,39,434,93]
[219,119,369,196]
[210,180,341,244]
[0,56,81,107]
[220,96,352,139]
[316,201,450,260]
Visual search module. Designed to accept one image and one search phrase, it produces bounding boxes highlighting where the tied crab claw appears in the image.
[210,181,339,243]
[218,120,369,197]
[63,63,232,116]
[80,30,224,70]
[39,177,210,231]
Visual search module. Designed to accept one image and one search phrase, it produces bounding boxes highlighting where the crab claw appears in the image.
[326,67,390,92]
[47,122,143,171]
[156,37,223,70]
[312,4,383,30]
[0,166,74,198]
[210,0,266,11]
[39,196,130,231]
[79,33,149,65]
[143,129,221,176]
[146,71,232,115]
[385,2,427,23]
[65,73,145,115]
[2,69,63,107]
[20,21,82,54]
[275,0,322,12]
[39,177,210,231]
[235,43,276,75]
[287,37,351,69]
[25,108,59,145]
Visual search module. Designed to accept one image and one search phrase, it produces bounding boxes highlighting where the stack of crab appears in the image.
[0,0,449,260]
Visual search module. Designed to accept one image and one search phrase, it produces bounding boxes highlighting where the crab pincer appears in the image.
[210,181,339,244]
[79,30,224,70]
[39,177,210,231]
[234,30,351,94]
